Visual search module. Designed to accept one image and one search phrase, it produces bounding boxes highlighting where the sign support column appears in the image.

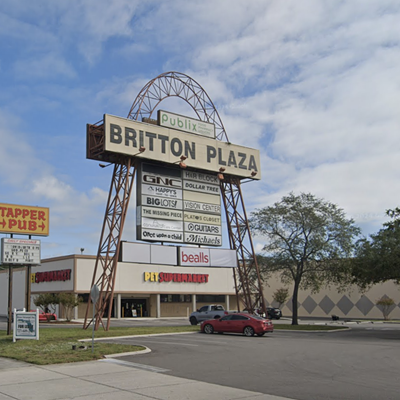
[7,265,13,336]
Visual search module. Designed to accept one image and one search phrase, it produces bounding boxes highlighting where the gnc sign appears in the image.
[179,247,210,267]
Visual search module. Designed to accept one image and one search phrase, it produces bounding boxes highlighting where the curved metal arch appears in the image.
[127,71,229,142]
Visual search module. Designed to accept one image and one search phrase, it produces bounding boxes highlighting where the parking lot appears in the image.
[101,321,400,400]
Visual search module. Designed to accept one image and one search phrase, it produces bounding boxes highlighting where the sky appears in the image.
[0,0,399,258]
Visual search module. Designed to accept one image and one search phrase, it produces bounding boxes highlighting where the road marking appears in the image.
[135,340,199,346]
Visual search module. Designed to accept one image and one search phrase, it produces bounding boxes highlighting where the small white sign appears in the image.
[184,222,222,235]
[121,242,151,263]
[140,228,183,243]
[142,195,183,210]
[183,211,221,225]
[158,110,215,138]
[209,248,238,268]
[140,206,183,220]
[182,170,219,184]
[141,170,182,188]
[142,184,182,199]
[13,309,39,342]
[141,217,183,231]
[183,181,220,195]
[1,238,41,265]
[184,233,222,246]
[150,244,177,265]
[183,200,221,214]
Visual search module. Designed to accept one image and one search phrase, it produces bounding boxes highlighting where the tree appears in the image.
[351,208,400,289]
[273,288,289,309]
[376,296,395,320]
[34,293,59,321]
[250,192,360,325]
[58,293,82,321]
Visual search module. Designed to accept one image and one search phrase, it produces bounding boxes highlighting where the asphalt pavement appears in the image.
[1,317,399,400]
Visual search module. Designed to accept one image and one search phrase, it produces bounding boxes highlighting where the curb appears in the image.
[80,330,197,342]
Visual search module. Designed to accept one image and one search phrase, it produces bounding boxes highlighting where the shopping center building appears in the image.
[1,249,399,321]
[0,243,239,320]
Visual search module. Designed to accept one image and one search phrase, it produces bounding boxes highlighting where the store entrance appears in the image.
[121,298,148,318]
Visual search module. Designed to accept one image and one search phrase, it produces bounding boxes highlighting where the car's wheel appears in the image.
[190,316,198,325]
[276,316,281,320]
[204,324,214,334]
[257,332,265,337]
[50,315,56,321]
[244,326,255,337]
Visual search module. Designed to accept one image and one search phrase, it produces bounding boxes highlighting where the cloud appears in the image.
[30,175,107,226]
[13,53,76,81]
[0,110,48,188]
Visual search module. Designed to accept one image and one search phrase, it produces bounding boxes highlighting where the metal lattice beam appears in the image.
[220,177,266,314]
[83,156,136,330]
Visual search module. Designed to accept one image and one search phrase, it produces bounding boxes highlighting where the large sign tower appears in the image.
[84,71,265,330]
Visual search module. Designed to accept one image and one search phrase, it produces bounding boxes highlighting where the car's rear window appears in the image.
[231,315,249,320]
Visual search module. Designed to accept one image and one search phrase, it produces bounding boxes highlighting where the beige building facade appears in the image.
[263,273,400,320]
[1,254,399,321]
[0,254,237,320]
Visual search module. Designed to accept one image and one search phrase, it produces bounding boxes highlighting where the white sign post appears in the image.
[90,285,100,353]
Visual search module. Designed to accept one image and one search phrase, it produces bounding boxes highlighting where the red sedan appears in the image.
[200,313,273,337]
[31,310,57,322]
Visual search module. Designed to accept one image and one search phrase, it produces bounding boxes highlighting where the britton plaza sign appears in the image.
[104,114,260,180]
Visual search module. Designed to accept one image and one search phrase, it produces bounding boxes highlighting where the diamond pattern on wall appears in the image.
[355,296,375,316]
[376,294,396,316]
[302,296,318,314]
[319,295,335,314]
[286,298,301,312]
[336,295,354,315]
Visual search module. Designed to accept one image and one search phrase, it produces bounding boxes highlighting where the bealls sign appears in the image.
[179,247,211,267]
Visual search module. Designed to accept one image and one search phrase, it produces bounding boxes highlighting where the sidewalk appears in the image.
[0,357,293,400]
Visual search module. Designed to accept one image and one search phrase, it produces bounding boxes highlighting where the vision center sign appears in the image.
[104,114,260,180]
[137,163,222,246]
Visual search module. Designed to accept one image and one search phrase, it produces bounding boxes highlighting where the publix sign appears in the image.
[158,110,215,138]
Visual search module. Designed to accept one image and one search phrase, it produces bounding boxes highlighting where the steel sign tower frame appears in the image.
[84,71,266,330]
